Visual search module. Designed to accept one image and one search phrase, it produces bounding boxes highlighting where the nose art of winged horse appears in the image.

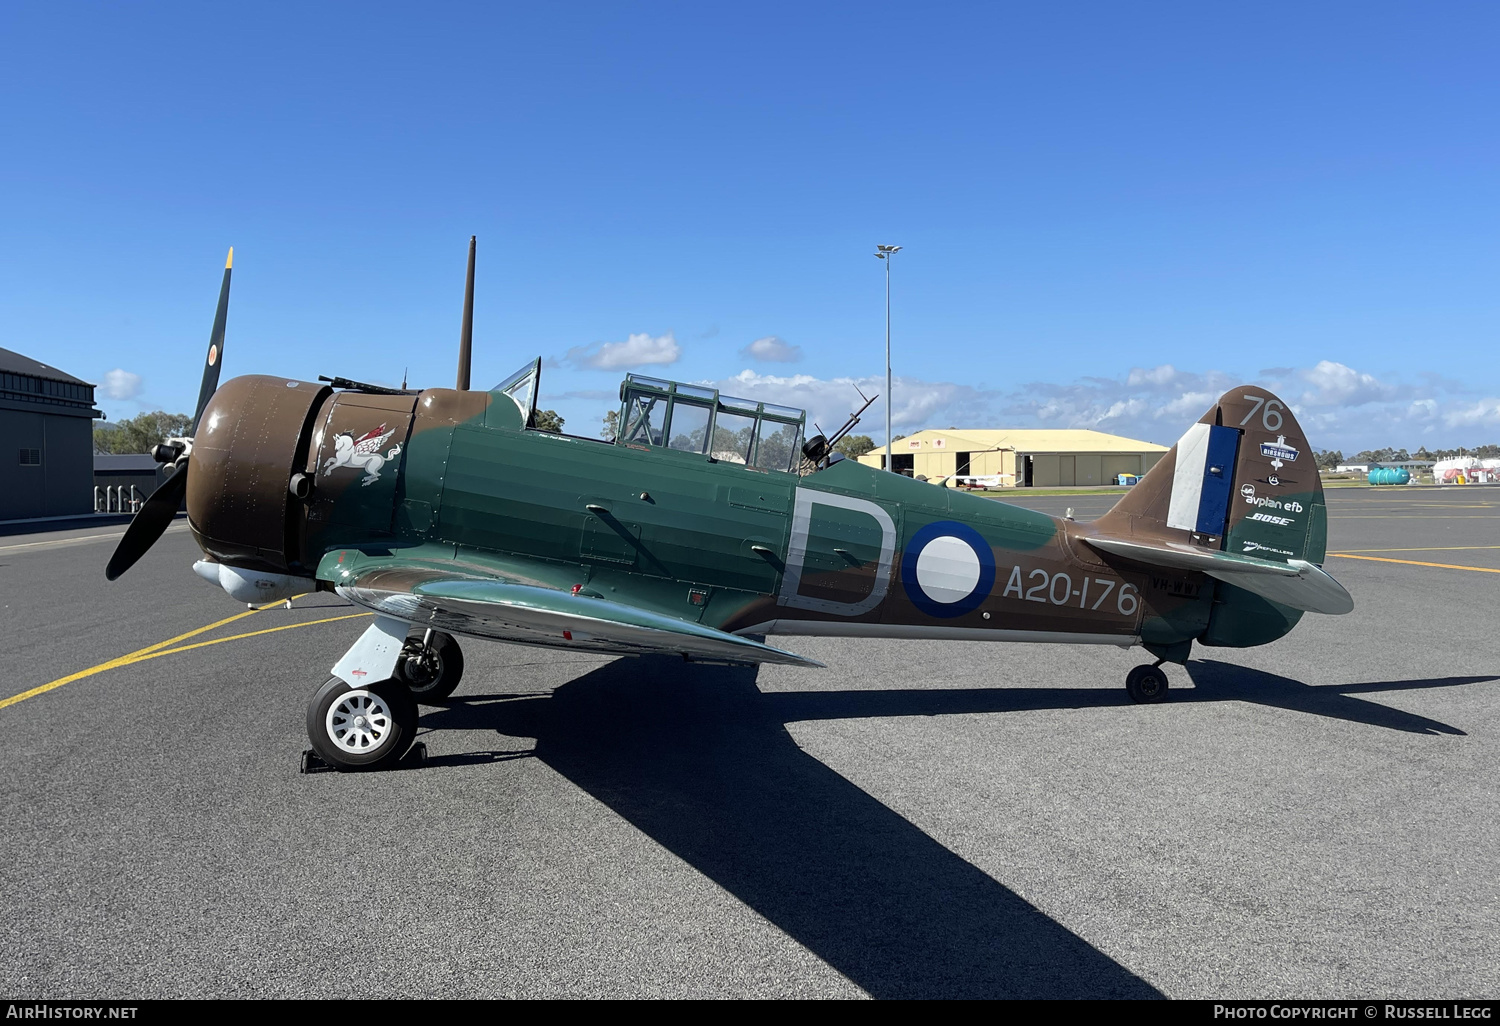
[322,423,403,486]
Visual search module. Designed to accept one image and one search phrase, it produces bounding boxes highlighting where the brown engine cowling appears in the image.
[187,375,332,575]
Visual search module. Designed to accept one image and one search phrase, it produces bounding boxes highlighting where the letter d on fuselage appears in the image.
[778,488,896,616]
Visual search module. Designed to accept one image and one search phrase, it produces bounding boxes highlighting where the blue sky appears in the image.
[2,1,1496,451]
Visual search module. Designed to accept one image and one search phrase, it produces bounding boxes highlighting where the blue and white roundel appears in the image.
[901,520,996,618]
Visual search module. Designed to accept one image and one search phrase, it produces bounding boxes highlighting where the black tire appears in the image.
[1126,664,1169,704]
[306,676,418,770]
[395,629,465,703]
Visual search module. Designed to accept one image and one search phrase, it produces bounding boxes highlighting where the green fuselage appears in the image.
[298,384,1264,658]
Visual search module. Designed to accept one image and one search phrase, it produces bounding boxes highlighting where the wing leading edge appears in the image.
[331,558,823,668]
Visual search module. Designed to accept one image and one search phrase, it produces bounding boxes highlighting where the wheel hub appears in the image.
[326,690,392,753]
[403,646,441,688]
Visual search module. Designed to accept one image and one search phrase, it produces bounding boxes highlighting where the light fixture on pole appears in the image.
[875,244,902,472]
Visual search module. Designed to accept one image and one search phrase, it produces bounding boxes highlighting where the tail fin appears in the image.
[1096,386,1327,566]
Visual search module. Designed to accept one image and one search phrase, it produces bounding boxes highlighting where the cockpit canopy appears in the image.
[618,374,806,474]
[490,359,808,474]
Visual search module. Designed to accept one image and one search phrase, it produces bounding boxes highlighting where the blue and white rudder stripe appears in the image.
[1165,423,1240,538]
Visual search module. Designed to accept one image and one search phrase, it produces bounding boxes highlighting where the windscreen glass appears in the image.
[752,420,802,473]
[711,410,757,464]
[667,401,711,453]
[621,391,664,445]
[493,359,541,422]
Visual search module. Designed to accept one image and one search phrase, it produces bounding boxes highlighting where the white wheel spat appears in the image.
[325,689,394,754]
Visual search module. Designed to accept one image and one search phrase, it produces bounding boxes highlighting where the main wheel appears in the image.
[306,676,418,770]
[395,629,465,703]
[1125,664,1169,704]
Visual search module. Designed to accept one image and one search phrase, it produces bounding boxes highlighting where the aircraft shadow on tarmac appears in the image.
[1179,660,1493,736]
[415,658,1497,997]
[749,661,1489,737]
[423,657,1170,999]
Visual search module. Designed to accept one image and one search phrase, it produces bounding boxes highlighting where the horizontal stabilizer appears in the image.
[1084,536,1353,616]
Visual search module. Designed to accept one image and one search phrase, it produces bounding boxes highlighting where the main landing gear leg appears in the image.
[395,627,465,703]
[304,616,420,771]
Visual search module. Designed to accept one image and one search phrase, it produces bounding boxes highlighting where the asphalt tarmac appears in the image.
[1,487,1496,999]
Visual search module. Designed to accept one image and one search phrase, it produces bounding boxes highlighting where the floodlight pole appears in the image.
[876,244,902,472]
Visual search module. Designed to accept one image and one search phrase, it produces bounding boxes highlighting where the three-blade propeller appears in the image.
[105,248,232,581]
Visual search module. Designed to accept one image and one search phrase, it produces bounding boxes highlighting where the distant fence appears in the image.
[94,485,142,513]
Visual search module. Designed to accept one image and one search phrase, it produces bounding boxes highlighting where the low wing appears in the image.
[330,555,823,668]
[1084,536,1353,615]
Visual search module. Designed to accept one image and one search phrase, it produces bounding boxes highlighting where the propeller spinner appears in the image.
[105,248,233,581]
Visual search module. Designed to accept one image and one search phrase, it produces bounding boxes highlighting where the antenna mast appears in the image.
[456,236,476,390]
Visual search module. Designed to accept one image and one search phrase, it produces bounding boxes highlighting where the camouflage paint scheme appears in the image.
[187,370,1340,669]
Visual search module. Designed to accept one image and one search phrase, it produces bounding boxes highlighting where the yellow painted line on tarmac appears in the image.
[1330,554,1500,574]
[0,599,370,712]
[142,613,371,660]
[0,607,265,710]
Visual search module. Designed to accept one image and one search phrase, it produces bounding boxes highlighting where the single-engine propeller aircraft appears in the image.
[108,242,1353,770]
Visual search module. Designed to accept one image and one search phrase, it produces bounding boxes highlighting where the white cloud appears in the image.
[1291,360,1400,407]
[565,332,681,370]
[537,354,1499,452]
[1443,398,1500,428]
[703,369,992,439]
[675,358,1500,451]
[740,336,802,363]
[1125,364,1180,389]
[102,369,142,400]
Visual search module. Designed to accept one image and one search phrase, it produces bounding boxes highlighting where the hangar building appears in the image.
[1,347,102,520]
[856,428,1169,487]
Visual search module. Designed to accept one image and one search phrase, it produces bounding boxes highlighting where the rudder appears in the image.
[1097,386,1326,565]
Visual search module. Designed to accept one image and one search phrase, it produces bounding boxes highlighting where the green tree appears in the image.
[1314,449,1344,470]
[1354,447,1410,465]
[1413,443,1498,460]
[93,411,193,454]
[835,434,875,458]
[601,409,619,441]
[532,409,565,434]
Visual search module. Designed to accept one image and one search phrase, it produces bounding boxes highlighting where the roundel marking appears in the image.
[916,536,980,603]
[900,520,996,618]
[208,344,218,367]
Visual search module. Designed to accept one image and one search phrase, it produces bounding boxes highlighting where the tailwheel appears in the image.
[306,676,418,770]
[395,628,465,703]
[1125,664,1169,704]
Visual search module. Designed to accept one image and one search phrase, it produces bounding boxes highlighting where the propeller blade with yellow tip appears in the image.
[191,247,233,433]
